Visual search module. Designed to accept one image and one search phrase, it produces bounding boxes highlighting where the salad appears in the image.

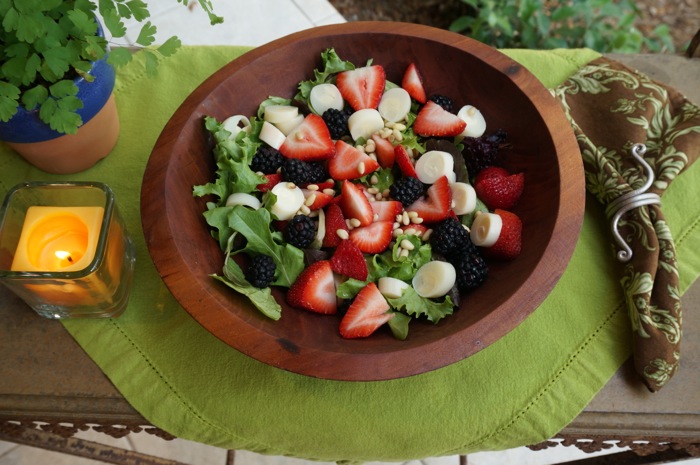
[193,48,524,340]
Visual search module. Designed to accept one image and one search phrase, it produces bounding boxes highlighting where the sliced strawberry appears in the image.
[413,100,466,137]
[483,209,522,260]
[331,239,369,281]
[339,282,393,339]
[304,180,335,191]
[394,145,417,178]
[401,63,427,104]
[401,223,429,237]
[322,203,348,248]
[340,180,374,227]
[302,189,334,210]
[328,140,380,180]
[286,260,337,314]
[370,200,402,222]
[279,114,335,161]
[336,65,386,111]
[371,134,395,168]
[257,173,282,192]
[349,220,393,254]
[474,166,524,210]
[406,175,452,223]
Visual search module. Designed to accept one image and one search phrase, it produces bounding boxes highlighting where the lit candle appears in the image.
[11,206,104,272]
[0,182,135,319]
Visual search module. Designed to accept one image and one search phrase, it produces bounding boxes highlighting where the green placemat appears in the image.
[1,46,699,463]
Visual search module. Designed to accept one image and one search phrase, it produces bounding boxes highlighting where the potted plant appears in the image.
[0,0,222,174]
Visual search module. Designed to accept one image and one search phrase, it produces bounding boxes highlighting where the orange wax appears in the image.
[11,206,104,272]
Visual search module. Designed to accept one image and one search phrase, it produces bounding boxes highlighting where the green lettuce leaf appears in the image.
[387,287,454,324]
[227,206,304,287]
[215,257,281,320]
[295,48,355,107]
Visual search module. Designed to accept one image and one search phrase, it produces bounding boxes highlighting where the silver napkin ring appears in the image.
[605,143,661,262]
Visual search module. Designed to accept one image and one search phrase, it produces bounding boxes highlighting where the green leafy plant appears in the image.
[450,0,675,53]
[0,0,222,134]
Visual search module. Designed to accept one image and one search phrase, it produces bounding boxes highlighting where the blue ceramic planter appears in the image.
[0,56,116,143]
[0,19,120,174]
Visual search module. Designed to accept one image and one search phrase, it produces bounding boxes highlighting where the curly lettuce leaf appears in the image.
[193,116,265,203]
[387,287,454,324]
[295,48,355,106]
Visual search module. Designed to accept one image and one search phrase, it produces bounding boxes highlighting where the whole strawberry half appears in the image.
[401,63,427,104]
[279,114,335,161]
[473,166,524,210]
[328,140,380,180]
[286,260,337,314]
[336,65,386,111]
[413,100,466,137]
[331,239,368,281]
[483,209,522,260]
[339,282,393,339]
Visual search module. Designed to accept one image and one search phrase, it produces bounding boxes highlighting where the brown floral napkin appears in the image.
[553,57,700,392]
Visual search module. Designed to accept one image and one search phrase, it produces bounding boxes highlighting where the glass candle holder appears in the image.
[0,182,136,319]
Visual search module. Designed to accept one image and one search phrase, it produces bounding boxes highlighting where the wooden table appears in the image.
[1,53,699,465]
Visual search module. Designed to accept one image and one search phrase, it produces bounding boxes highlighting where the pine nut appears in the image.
[336,229,349,240]
[307,184,319,191]
[300,205,311,215]
[304,194,317,206]
[323,188,335,196]
[370,175,379,185]
[349,218,361,228]
[357,162,365,175]
[400,239,415,250]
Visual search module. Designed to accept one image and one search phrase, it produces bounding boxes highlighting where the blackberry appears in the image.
[462,129,508,178]
[285,214,316,249]
[389,176,425,207]
[430,217,476,255]
[428,94,454,113]
[281,158,312,185]
[250,146,283,174]
[322,108,350,139]
[450,250,488,292]
[245,255,276,288]
[307,162,329,184]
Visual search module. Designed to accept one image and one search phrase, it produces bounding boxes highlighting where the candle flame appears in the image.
[55,250,74,263]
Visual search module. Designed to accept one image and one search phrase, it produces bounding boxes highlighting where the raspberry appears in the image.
[284,214,316,249]
[250,146,283,174]
[389,176,425,207]
[322,108,351,140]
[449,249,488,292]
[428,94,454,113]
[245,254,276,288]
[281,158,312,185]
[430,217,476,255]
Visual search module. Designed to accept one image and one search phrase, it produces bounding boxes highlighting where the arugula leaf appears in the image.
[202,206,236,251]
[215,257,282,320]
[360,167,393,192]
[387,287,454,323]
[227,206,304,287]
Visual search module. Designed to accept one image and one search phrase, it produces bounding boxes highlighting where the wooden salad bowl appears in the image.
[141,22,584,381]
